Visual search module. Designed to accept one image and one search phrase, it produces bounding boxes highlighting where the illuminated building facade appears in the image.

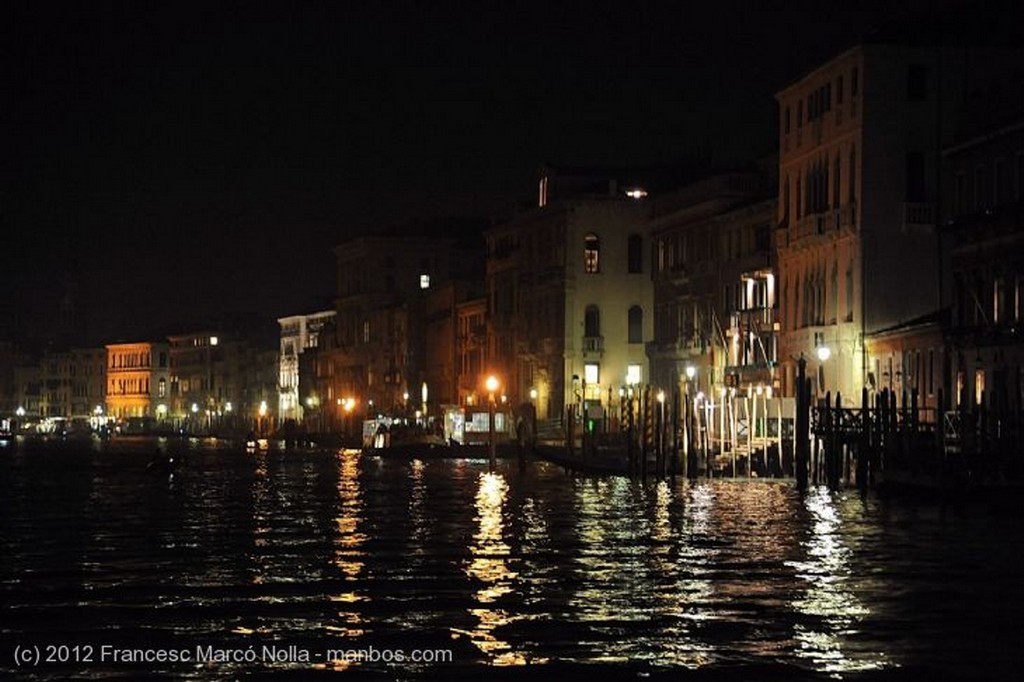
[456,297,487,406]
[329,223,485,419]
[277,310,336,421]
[648,168,777,397]
[168,332,221,426]
[486,166,653,422]
[422,280,484,413]
[943,111,1024,410]
[105,341,170,419]
[774,42,1019,403]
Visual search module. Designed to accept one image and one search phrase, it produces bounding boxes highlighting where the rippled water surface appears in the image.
[1,438,1021,680]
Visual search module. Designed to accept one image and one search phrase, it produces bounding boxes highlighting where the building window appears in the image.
[906,151,926,202]
[362,321,370,344]
[993,158,1004,206]
[954,172,966,216]
[848,147,857,203]
[994,277,1005,323]
[1017,153,1024,201]
[907,64,928,101]
[626,364,641,386]
[797,100,803,127]
[796,175,802,219]
[784,106,791,134]
[974,164,988,210]
[833,155,841,208]
[584,305,600,338]
[584,363,600,385]
[845,263,854,321]
[628,306,643,344]
[830,263,839,324]
[837,75,844,104]
[158,378,166,398]
[851,67,859,96]
[420,274,431,289]
[627,234,643,273]
[584,233,600,273]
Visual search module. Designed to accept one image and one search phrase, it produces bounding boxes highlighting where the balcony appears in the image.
[582,336,604,356]
[902,202,936,232]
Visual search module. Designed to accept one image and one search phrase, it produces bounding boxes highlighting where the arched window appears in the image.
[849,146,857,203]
[627,234,643,273]
[628,306,643,344]
[584,234,600,273]
[584,305,600,338]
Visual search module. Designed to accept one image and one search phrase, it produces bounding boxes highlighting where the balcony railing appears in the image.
[902,202,936,231]
[582,336,604,354]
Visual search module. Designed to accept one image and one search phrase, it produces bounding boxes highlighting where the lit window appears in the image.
[584,363,599,385]
[584,234,600,273]
[626,364,642,385]
[209,336,218,346]
[420,274,431,289]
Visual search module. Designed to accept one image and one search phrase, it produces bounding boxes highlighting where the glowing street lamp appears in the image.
[816,345,831,393]
[485,375,500,467]
[257,400,268,437]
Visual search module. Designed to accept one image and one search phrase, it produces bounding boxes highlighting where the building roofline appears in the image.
[942,119,1024,156]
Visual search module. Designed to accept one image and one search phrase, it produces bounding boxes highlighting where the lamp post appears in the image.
[485,375,500,468]
[816,345,831,396]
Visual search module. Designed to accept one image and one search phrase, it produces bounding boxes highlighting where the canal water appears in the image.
[1,438,1020,680]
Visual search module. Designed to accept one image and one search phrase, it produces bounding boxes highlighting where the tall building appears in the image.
[277,310,336,421]
[105,341,170,419]
[943,108,1024,410]
[70,348,107,418]
[167,329,277,433]
[648,167,777,396]
[774,40,1024,403]
[456,297,487,407]
[328,221,485,419]
[486,165,654,423]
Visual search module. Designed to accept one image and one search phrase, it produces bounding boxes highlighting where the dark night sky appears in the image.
[2,0,948,345]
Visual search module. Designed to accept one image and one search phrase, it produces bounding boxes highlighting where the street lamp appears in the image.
[485,375,500,467]
[816,345,831,394]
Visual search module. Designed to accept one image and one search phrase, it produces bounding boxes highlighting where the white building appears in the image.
[277,310,335,421]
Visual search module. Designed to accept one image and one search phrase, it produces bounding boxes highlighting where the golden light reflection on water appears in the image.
[461,471,532,666]
[331,449,367,640]
[788,486,889,675]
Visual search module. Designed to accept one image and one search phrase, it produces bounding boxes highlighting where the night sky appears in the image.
[3,0,946,346]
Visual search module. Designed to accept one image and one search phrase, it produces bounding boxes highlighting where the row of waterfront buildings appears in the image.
[3,32,1023,433]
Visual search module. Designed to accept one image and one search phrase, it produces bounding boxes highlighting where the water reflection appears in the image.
[788,486,888,674]
[5,443,1016,679]
[330,449,367,639]
[463,471,527,665]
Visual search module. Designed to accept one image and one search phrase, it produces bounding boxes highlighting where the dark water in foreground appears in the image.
[0,438,1021,680]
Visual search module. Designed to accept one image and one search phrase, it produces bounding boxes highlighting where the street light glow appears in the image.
[485,375,499,393]
[817,345,831,362]
[685,365,696,380]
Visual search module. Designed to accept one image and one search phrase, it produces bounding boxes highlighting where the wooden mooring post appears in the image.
[795,356,810,492]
